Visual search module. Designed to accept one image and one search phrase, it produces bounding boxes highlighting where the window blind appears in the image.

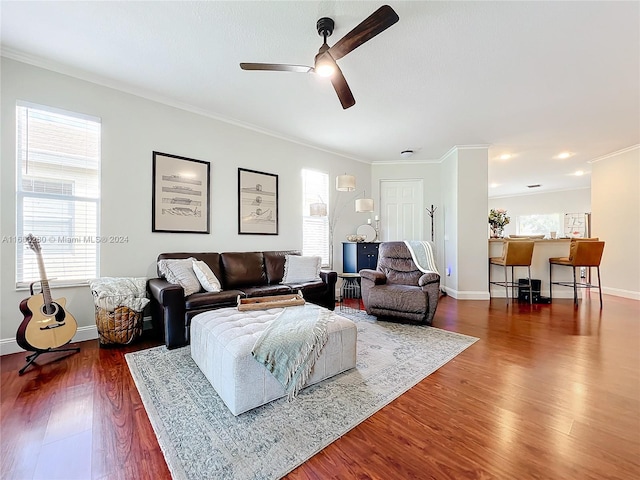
[16,102,101,287]
[301,169,329,266]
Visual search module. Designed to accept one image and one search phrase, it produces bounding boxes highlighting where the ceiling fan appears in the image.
[240,5,399,109]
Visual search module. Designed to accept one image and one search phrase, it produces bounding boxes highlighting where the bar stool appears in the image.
[549,240,605,307]
[489,241,535,304]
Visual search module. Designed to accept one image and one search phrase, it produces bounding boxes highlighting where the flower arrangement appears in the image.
[488,208,510,237]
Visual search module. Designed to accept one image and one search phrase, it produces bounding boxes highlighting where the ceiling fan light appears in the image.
[315,59,335,77]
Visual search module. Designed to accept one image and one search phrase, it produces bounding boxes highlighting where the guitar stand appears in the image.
[19,346,80,376]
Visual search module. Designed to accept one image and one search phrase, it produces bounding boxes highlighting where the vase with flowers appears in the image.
[488,208,510,238]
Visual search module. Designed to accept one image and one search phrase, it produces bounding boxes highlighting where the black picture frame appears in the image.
[238,168,279,235]
[152,151,210,233]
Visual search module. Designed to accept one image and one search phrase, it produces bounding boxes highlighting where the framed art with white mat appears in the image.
[238,168,279,235]
[152,151,210,233]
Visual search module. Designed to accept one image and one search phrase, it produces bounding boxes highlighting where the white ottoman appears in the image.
[190,305,357,416]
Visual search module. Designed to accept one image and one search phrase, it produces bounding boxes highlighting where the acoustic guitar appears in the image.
[16,234,78,352]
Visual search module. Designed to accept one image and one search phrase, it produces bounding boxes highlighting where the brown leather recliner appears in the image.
[360,241,440,325]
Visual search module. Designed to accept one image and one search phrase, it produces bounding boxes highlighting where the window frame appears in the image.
[15,101,101,289]
[516,213,562,236]
[301,169,330,267]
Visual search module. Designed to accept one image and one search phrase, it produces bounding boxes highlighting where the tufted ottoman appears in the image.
[190,305,357,415]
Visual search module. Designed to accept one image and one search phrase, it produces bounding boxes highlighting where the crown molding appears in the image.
[440,144,492,162]
[588,144,639,163]
[1,47,371,165]
[489,185,590,200]
[372,159,441,166]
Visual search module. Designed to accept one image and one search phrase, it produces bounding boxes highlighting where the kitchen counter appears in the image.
[489,238,576,298]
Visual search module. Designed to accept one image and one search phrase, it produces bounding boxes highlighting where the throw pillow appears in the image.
[192,259,222,292]
[282,255,321,283]
[157,258,201,296]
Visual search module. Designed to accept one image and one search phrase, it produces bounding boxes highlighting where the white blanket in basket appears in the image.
[90,277,149,312]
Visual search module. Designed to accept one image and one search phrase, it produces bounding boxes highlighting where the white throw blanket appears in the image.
[252,304,330,400]
[90,277,150,312]
[404,240,439,275]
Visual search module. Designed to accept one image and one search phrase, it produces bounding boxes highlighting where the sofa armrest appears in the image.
[309,269,337,311]
[147,278,187,349]
[320,269,337,286]
[148,277,183,299]
[360,269,386,285]
[418,272,440,287]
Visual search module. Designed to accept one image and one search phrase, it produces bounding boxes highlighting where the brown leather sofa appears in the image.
[147,250,337,349]
[360,242,440,325]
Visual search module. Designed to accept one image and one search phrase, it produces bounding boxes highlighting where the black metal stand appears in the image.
[19,346,80,376]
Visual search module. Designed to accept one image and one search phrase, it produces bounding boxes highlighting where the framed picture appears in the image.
[152,151,210,233]
[238,168,278,235]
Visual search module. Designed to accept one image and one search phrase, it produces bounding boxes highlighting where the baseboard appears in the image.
[443,287,490,300]
[446,287,577,300]
[1,317,156,356]
[0,325,98,356]
[602,287,640,301]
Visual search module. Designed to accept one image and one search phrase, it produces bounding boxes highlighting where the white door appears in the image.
[380,180,424,241]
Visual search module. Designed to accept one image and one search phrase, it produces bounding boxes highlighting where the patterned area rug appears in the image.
[126,310,478,480]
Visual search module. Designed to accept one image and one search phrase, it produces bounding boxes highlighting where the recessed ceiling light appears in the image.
[557,152,573,159]
[490,183,499,188]
[499,154,512,160]
[575,170,584,176]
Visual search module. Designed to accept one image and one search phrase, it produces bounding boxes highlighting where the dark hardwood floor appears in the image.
[2,294,639,479]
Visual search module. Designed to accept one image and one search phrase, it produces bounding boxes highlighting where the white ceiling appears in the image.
[2,1,638,198]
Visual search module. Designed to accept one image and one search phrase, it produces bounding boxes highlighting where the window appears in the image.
[16,102,101,287]
[301,169,329,266]
[517,213,561,236]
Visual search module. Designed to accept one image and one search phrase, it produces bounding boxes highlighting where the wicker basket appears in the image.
[94,302,143,346]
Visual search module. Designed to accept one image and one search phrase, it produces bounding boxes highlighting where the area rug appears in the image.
[126,310,478,480]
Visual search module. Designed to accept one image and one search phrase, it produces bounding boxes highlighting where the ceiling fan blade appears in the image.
[329,5,400,60]
[328,5,399,61]
[328,59,356,109]
[240,63,313,73]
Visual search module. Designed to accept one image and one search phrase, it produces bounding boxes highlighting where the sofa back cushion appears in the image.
[158,253,223,283]
[263,250,301,284]
[221,252,267,288]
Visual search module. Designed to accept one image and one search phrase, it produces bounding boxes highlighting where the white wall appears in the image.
[440,149,459,294]
[456,147,489,297]
[590,146,640,299]
[488,188,591,237]
[371,162,444,271]
[439,147,493,299]
[0,58,370,352]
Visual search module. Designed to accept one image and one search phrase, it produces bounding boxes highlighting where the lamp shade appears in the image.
[336,174,356,192]
[355,197,374,212]
[309,202,327,216]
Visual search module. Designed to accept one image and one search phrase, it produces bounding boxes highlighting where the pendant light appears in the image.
[336,174,356,192]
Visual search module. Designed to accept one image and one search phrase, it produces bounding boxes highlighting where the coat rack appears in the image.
[426,205,437,241]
